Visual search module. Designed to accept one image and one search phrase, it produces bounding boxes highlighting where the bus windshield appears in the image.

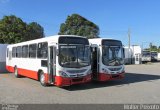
[59,45,90,68]
[142,51,151,57]
[102,40,124,66]
[151,52,157,56]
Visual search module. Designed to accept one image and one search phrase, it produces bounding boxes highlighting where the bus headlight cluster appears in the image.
[59,71,69,78]
[102,68,108,73]
[87,69,92,75]
[121,67,125,73]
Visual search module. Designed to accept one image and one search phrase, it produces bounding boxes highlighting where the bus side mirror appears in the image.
[91,47,95,52]
[56,49,59,56]
[123,48,125,58]
[90,47,93,52]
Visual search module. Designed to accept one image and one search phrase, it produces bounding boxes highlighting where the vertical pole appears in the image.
[128,28,131,49]
[128,28,131,64]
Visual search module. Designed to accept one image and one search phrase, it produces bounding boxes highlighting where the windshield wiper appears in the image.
[109,58,121,66]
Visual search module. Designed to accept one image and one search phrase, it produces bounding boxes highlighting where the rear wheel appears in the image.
[14,67,21,78]
[40,71,48,87]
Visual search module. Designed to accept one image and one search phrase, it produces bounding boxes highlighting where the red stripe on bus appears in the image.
[6,65,41,80]
[55,74,92,87]
[6,66,14,73]
[93,72,125,81]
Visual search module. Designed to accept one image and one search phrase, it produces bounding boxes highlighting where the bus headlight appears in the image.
[121,67,125,73]
[59,71,69,77]
[102,68,108,73]
[87,69,92,75]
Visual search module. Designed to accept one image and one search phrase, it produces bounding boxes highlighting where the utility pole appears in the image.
[128,28,131,49]
[149,42,152,52]
[128,28,131,64]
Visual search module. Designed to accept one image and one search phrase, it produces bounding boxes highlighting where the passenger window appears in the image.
[29,44,37,58]
[16,46,22,58]
[12,47,16,58]
[37,42,48,59]
[22,45,28,58]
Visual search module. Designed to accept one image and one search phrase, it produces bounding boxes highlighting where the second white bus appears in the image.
[6,35,91,87]
[142,50,151,63]
[89,38,125,81]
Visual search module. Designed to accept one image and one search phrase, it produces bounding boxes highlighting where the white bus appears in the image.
[6,35,91,87]
[142,50,151,63]
[89,38,125,81]
[151,51,158,62]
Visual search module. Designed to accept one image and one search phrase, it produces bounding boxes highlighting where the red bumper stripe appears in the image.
[55,74,92,87]
[95,72,125,81]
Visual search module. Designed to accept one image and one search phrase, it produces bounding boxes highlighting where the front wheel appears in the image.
[14,67,21,78]
[40,71,48,87]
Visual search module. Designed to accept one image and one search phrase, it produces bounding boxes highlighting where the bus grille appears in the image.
[108,68,121,71]
[112,75,119,78]
[72,78,83,82]
[67,69,87,74]
[70,74,84,78]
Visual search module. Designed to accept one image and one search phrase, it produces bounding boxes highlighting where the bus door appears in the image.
[48,46,56,83]
[91,45,99,80]
[135,53,141,64]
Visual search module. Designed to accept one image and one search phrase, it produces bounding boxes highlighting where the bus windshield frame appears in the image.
[102,40,124,66]
[151,52,157,57]
[59,44,90,68]
[142,51,151,57]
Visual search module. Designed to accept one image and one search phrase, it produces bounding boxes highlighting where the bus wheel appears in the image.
[14,67,21,78]
[40,71,47,87]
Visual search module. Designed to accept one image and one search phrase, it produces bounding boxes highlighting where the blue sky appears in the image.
[0,0,160,47]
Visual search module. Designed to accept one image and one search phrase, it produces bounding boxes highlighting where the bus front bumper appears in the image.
[98,72,125,81]
[54,74,92,87]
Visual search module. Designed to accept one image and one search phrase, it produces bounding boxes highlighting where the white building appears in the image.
[124,47,132,64]
[124,45,142,64]
[0,44,8,73]
[158,53,160,61]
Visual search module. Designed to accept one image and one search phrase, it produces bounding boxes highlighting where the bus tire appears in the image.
[40,71,47,87]
[14,67,21,78]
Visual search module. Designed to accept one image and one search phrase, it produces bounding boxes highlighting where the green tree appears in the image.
[145,43,158,52]
[158,46,160,52]
[0,15,27,43]
[150,45,157,51]
[26,22,44,41]
[58,14,100,39]
[0,15,44,44]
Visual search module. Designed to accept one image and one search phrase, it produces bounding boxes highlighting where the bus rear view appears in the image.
[89,38,125,81]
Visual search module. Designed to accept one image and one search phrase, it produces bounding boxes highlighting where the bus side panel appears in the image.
[18,67,38,80]
[6,65,38,80]
[6,65,14,73]
[6,65,50,83]
[18,68,49,83]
